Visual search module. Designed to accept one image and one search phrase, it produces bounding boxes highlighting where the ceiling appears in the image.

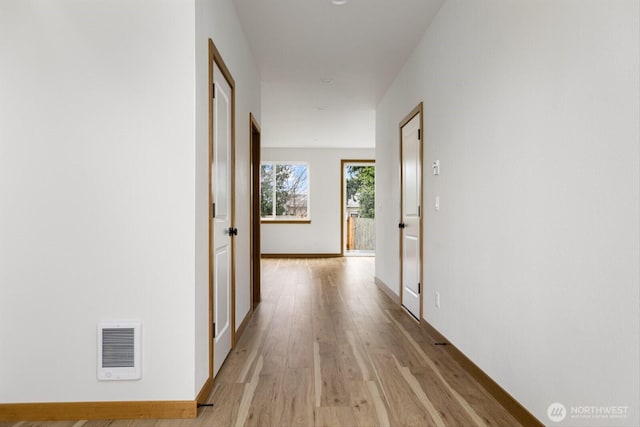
[233,0,444,148]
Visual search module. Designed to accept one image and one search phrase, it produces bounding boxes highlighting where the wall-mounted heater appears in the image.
[98,321,141,381]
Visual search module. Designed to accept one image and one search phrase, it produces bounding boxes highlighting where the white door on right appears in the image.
[400,112,422,320]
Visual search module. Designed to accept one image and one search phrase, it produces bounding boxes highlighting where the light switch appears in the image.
[435,195,440,211]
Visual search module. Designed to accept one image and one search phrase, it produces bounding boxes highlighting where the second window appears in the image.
[261,162,310,220]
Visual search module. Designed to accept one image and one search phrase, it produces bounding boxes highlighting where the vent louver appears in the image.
[102,328,135,367]
[98,321,141,381]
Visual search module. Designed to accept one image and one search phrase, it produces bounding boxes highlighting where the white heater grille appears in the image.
[98,321,141,381]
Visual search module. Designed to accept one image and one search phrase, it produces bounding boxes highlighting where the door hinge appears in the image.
[418,129,421,140]
[212,202,216,218]
[212,83,216,98]
[418,205,421,217]
[418,282,421,293]
[213,322,216,338]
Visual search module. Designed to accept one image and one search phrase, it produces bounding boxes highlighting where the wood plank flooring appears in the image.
[3,258,521,427]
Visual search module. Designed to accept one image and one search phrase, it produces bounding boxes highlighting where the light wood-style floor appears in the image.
[3,258,521,427]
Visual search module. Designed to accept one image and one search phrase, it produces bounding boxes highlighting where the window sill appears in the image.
[261,219,311,224]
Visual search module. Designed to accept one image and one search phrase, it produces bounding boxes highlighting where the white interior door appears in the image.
[401,113,422,320]
[212,63,233,376]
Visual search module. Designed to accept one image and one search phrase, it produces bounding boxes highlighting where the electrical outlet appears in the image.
[435,292,440,308]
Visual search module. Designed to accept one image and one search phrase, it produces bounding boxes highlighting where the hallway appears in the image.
[211,258,518,426]
[201,257,520,427]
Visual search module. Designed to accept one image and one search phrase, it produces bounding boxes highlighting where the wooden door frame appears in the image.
[340,159,375,256]
[250,113,261,308]
[399,102,424,321]
[208,38,236,384]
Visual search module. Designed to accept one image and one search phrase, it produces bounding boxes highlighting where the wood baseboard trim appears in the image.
[0,400,197,421]
[196,377,214,405]
[235,309,252,342]
[374,276,400,304]
[420,319,543,427]
[261,253,342,259]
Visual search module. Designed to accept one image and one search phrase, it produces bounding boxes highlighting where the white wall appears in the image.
[194,0,261,395]
[261,148,374,254]
[0,1,197,402]
[376,1,639,426]
[0,0,260,404]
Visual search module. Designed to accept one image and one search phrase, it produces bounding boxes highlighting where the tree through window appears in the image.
[346,165,375,219]
[261,163,309,219]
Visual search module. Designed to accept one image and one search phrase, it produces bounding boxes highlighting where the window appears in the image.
[261,162,309,220]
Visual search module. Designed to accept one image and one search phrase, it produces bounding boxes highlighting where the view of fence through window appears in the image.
[345,164,375,255]
[261,163,309,219]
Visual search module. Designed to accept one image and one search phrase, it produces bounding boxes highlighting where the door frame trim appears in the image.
[399,102,424,321]
[250,113,261,309]
[208,38,236,384]
[340,159,375,256]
